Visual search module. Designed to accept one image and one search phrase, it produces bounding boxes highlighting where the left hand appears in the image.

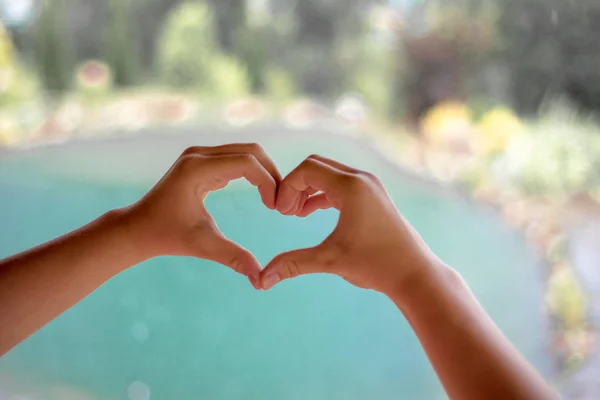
[122,143,281,289]
[259,154,440,296]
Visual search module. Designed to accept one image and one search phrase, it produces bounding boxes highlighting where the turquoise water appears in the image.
[0,132,549,399]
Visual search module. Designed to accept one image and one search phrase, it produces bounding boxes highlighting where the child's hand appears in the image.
[125,143,281,289]
[260,154,439,297]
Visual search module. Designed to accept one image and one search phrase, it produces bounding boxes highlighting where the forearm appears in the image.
[0,208,148,356]
[389,262,555,400]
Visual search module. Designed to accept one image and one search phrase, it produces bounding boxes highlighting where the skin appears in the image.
[0,143,281,356]
[260,154,557,400]
[0,146,555,399]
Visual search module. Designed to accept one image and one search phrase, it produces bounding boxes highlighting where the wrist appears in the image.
[385,259,460,312]
[105,206,159,263]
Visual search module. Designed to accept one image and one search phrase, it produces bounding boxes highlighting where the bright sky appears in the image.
[0,0,35,26]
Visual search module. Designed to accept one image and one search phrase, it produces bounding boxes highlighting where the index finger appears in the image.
[276,157,348,214]
[199,154,277,208]
[182,143,282,187]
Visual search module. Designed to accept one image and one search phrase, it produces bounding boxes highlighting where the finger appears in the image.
[306,187,319,195]
[201,234,262,290]
[260,244,333,290]
[296,193,333,217]
[289,190,310,216]
[182,143,282,188]
[286,187,317,215]
[306,154,359,174]
[276,158,347,215]
[202,154,277,208]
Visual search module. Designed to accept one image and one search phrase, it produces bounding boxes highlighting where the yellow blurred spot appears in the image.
[476,107,524,154]
[546,265,587,328]
[0,118,19,146]
[0,22,15,69]
[421,101,474,152]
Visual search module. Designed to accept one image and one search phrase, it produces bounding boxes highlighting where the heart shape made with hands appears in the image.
[143,144,341,290]
[145,143,405,295]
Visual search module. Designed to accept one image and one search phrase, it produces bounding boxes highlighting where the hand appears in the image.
[123,143,281,289]
[259,155,441,296]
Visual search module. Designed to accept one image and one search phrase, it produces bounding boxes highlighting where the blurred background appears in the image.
[1,0,600,398]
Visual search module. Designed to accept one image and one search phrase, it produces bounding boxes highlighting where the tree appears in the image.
[106,0,140,86]
[497,0,600,114]
[34,0,72,95]
[157,1,218,88]
[283,0,379,97]
[157,1,249,96]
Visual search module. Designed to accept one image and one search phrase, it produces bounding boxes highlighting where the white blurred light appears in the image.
[0,0,34,26]
[335,95,367,124]
[130,321,150,342]
[128,381,150,400]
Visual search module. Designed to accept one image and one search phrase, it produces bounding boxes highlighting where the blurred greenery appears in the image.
[0,23,38,109]
[157,1,220,89]
[1,0,598,375]
[157,1,249,97]
[547,265,587,330]
[496,0,600,114]
[33,0,72,95]
[506,100,600,196]
[106,0,140,87]
[1,0,598,119]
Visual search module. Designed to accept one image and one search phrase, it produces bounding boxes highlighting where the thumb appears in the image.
[260,245,330,290]
[201,235,262,290]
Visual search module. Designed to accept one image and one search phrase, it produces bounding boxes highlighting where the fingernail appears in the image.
[262,272,281,290]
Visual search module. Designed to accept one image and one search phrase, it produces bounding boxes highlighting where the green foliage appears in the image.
[497,0,600,114]
[547,266,587,329]
[506,100,600,195]
[264,66,295,101]
[0,68,39,109]
[34,0,72,95]
[282,43,345,98]
[235,25,269,94]
[157,1,249,97]
[349,41,396,119]
[106,0,140,87]
[207,56,249,98]
[0,24,13,69]
[0,24,39,109]
[157,1,216,88]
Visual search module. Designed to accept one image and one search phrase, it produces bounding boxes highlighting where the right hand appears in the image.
[124,143,281,289]
[260,155,442,296]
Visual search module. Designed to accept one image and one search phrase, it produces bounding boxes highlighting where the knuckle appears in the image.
[339,173,364,192]
[358,170,383,187]
[181,146,202,157]
[228,255,242,273]
[246,142,264,153]
[234,153,254,164]
[301,157,320,170]
[355,173,374,189]
[307,153,321,160]
[284,259,302,278]
[241,153,260,167]
[177,154,199,170]
[358,170,377,182]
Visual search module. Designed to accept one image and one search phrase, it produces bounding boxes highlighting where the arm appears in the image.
[0,143,281,357]
[394,263,553,399]
[259,154,556,400]
[0,209,144,357]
